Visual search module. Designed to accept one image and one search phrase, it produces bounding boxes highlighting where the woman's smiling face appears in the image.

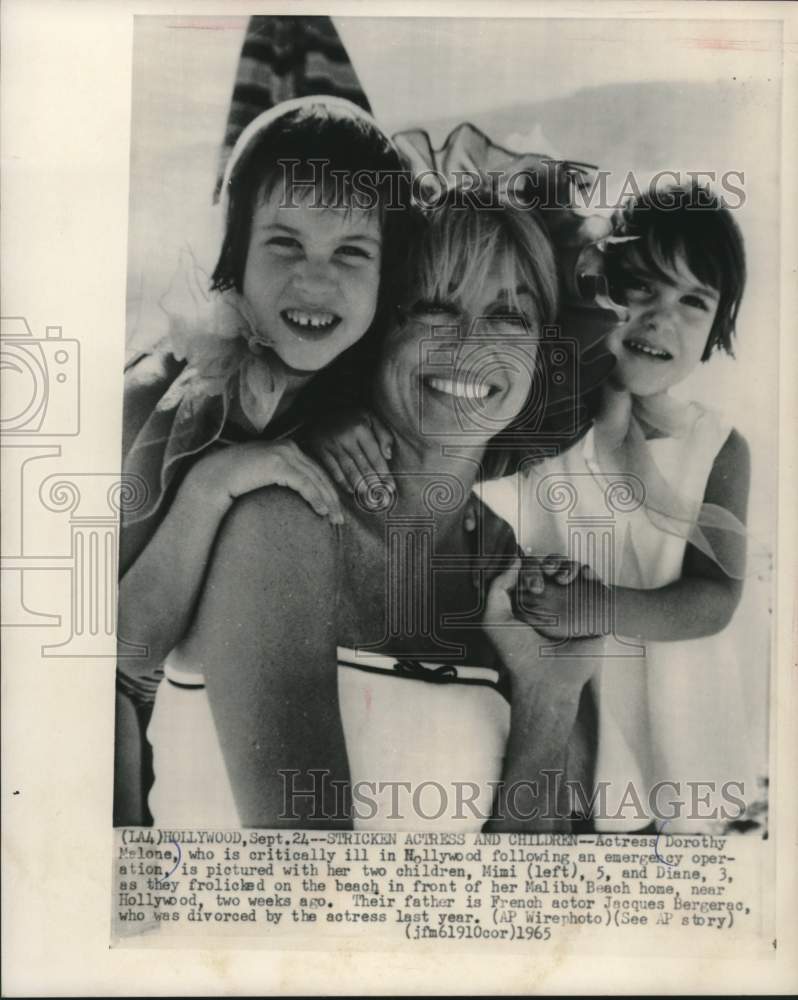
[607,246,720,397]
[242,183,382,372]
[376,261,541,447]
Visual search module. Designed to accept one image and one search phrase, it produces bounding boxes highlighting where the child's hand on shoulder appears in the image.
[514,553,608,639]
[187,440,345,526]
[309,408,395,508]
[308,408,483,528]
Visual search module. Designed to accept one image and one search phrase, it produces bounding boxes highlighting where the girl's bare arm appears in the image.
[611,427,750,640]
[521,430,751,643]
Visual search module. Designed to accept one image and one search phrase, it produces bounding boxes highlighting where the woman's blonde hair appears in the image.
[411,188,559,331]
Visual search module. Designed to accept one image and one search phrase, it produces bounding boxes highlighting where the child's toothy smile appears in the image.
[281,308,342,335]
[623,337,673,361]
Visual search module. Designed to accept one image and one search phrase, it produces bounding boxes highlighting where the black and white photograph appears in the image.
[115,12,774,836]
[3,2,796,994]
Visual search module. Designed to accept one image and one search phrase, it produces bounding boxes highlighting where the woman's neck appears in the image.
[347,428,482,538]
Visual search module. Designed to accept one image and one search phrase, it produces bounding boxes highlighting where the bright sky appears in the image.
[336,16,782,131]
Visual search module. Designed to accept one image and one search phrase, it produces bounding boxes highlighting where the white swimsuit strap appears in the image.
[163,652,206,687]
[336,646,501,684]
[162,645,502,689]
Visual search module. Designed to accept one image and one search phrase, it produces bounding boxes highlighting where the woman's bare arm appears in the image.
[118,439,343,693]
[482,559,595,831]
[181,486,352,828]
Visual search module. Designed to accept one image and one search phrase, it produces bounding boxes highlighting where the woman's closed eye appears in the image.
[411,298,459,316]
[483,305,528,325]
[335,244,374,262]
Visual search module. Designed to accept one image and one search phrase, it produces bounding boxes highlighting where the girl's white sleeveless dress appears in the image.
[480,402,761,833]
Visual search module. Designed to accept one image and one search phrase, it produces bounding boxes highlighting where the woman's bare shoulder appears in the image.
[185,486,340,665]
[219,486,340,578]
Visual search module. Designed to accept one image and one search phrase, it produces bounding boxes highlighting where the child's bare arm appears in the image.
[609,428,750,641]
[309,407,395,502]
[117,440,344,691]
[515,431,750,643]
[523,431,751,643]
[512,555,604,640]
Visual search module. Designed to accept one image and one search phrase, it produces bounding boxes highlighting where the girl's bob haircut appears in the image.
[212,100,412,297]
[211,99,417,417]
[606,182,747,360]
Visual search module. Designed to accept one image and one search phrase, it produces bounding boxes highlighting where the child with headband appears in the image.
[116,97,412,821]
